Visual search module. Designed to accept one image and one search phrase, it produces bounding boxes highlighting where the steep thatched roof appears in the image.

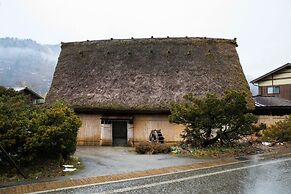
[46,37,253,113]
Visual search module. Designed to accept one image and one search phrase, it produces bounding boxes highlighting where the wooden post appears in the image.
[0,144,27,179]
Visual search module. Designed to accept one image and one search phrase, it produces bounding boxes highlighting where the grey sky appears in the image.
[0,0,290,79]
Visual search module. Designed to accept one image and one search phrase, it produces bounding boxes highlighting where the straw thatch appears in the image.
[46,37,253,112]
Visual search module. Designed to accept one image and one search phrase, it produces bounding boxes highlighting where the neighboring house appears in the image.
[13,87,44,104]
[46,37,252,146]
[251,63,291,100]
[251,63,291,125]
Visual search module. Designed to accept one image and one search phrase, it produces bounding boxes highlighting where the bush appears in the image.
[152,143,171,154]
[25,102,81,160]
[262,115,291,142]
[0,86,81,163]
[135,142,171,154]
[169,90,258,148]
[135,142,153,154]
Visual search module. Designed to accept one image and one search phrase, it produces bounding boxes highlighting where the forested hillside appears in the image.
[0,37,60,96]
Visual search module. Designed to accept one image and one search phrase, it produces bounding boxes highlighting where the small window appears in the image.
[32,99,45,104]
[267,86,280,94]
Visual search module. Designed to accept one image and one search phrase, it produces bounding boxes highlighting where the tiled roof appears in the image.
[253,96,291,107]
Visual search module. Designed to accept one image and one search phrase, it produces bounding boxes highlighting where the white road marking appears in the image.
[97,157,291,194]
[31,160,248,194]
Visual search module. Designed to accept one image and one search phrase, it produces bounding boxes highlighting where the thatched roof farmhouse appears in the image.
[46,37,252,146]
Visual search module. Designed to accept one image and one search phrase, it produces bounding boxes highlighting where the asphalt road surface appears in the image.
[45,156,291,194]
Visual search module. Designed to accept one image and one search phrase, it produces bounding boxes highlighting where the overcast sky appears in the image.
[0,0,290,79]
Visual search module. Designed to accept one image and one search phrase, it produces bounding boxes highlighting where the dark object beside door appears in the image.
[112,121,127,146]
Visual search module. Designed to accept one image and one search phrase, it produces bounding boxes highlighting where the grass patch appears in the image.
[191,146,247,158]
[173,144,260,159]
[0,156,82,183]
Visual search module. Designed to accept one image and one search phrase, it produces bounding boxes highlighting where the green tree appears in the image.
[169,91,258,147]
[0,87,32,161]
[0,86,81,162]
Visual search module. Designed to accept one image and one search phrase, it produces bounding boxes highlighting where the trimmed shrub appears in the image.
[135,142,171,154]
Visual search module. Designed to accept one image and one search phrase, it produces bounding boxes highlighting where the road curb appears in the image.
[0,159,239,194]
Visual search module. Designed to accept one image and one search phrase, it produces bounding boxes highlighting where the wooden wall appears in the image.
[76,114,184,146]
[77,114,101,145]
[257,67,291,100]
[133,115,184,144]
[258,67,291,87]
[76,113,290,146]
[259,85,291,100]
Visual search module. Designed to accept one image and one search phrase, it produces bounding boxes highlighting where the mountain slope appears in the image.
[0,37,60,96]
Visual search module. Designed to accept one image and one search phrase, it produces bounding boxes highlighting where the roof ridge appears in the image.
[61,37,237,46]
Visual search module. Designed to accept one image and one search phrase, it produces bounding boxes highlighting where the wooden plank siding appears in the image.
[257,66,291,100]
[77,114,101,145]
[259,84,291,100]
[76,114,184,146]
[133,115,184,144]
[257,67,291,87]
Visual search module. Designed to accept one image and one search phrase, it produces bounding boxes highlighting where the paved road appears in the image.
[46,156,291,194]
